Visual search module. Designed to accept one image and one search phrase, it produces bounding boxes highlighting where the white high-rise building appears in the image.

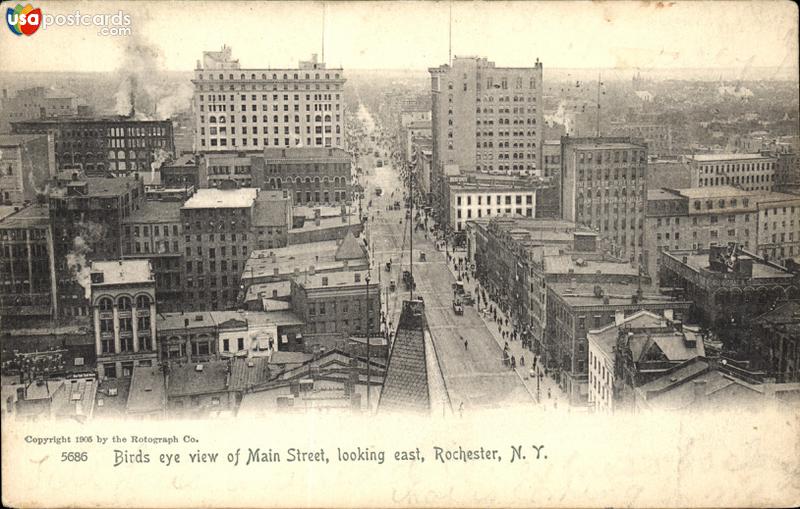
[193,46,345,153]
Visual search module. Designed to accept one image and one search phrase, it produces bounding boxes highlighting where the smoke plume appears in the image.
[150,148,171,180]
[112,33,191,120]
[65,220,107,300]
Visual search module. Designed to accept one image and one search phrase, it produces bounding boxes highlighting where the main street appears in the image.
[353,117,536,411]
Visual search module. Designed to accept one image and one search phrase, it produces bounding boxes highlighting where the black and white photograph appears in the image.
[1,1,798,507]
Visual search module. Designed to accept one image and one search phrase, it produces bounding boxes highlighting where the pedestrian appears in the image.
[511,355,516,369]
[464,338,468,350]
[547,388,551,399]
[520,355,525,366]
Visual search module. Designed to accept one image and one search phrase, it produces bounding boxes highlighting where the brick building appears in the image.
[12,116,174,176]
[49,174,145,317]
[0,134,55,205]
[122,201,184,312]
[545,281,691,404]
[685,153,777,192]
[0,204,56,327]
[561,136,648,264]
[180,185,291,310]
[253,147,351,206]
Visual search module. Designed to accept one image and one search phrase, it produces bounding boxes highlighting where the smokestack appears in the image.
[128,76,136,118]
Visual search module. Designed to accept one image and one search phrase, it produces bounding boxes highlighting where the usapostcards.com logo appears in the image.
[6,4,132,37]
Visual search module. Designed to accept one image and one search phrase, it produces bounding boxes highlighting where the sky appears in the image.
[1,0,797,75]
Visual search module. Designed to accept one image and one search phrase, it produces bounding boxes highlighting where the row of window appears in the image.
[205,113,340,123]
[197,71,341,81]
[202,137,337,148]
[96,295,151,311]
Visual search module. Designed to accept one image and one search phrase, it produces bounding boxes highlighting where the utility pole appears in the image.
[409,161,414,300]
[596,73,602,137]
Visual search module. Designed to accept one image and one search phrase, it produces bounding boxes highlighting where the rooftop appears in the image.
[296,269,375,290]
[126,366,166,415]
[261,146,350,161]
[543,255,639,277]
[253,194,290,227]
[0,204,50,228]
[157,309,304,331]
[123,201,182,223]
[671,186,757,199]
[229,357,271,393]
[688,153,773,162]
[670,250,795,280]
[549,282,678,307]
[167,361,229,398]
[51,176,141,198]
[181,187,259,209]
[90,260,153,286]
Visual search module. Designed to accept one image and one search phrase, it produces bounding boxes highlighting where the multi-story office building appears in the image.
[0,87,78,133]
[756,192,800,265]
[180,184,292,310]
[0,204,56,327]
[429,56,544,218]
[644,186,800,285]
[545,280,691,403]
[90,260,157,379]
[253,147,351,205]
[121,201,184,312]
[644,186,759,285]
[443,174,544,232]
[686,153,777,192]
[542,140,561,179]
[12,116,174,176]
[561,136,647,264]
[193,46,345,152]
[0,134,56,205]
[160,154,200,189]
[49,174,145,317]
[289,269,380,338]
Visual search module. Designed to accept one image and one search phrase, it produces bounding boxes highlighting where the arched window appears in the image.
[263,115,268,122]
[283,73,288,79]
[118,296,132,311]
[261,73,266,79]
[209,116,217,123]
[324,114,331,122]
[99,297,113,311]
[241,115,247,122]
[136,295,151,309]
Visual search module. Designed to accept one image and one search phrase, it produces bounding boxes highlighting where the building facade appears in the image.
[12,117,174,176]
[561,136,647,264]
[121,201,184,312]
[0,204,57,327]
[49,174,145,317]
[0,134,56,205]
[686,153,777,192]
[429,57,544,218]
[90,260,157,379]
[193,46,345,152]
[253,147,352,206]
[756,193,800,265]
[545,281,690,404]
[0,87,78,133]
[444,175,542,232]
[608,122,673,156]
[180,185,291,310]
[201,151,255,188]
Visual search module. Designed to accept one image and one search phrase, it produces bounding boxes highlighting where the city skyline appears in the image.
[0,1,797,76]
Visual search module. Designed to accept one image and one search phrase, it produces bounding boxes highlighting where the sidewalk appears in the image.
[442,247,570,411]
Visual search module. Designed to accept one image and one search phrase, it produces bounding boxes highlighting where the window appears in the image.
[237,338,244,350]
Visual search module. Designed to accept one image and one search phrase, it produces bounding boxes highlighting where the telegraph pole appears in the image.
[365,273,371,411]
[409,161,414,300]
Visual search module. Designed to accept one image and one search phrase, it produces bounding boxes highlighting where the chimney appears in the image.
[614,310,625,325]
[570,277,577,290]
[309,265,315,275]
[664,309,674,321]
[270,251,276,263]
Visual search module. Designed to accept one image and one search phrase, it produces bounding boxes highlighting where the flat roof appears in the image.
[688,153,772,162]
[0,204,49,228]
[261,146,350,161]
[676,251,795,279]
[549,282,678,307]
[571,142,644,150]
[543,255,639,276]
[168,361,229,397]
[123,201,182,223]
[91,260,153,286]
[673,186,757,199]
[50,176,141,198]
[126,366,166,414]
[296,269,374,289]
[181,188,258,209]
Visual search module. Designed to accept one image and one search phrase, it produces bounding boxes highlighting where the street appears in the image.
[354,112,537,411]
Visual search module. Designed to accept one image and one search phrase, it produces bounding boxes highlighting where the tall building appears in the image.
[49,174,145,317]
[561,136,648,264]
[193,46,345,153]
[0,204,56,327]
[90,260,157,379]
[429,57,544,218]
[12,116,174,176]
[685,153,777,192]
[0,134,56,205]
[180,184,292,310]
